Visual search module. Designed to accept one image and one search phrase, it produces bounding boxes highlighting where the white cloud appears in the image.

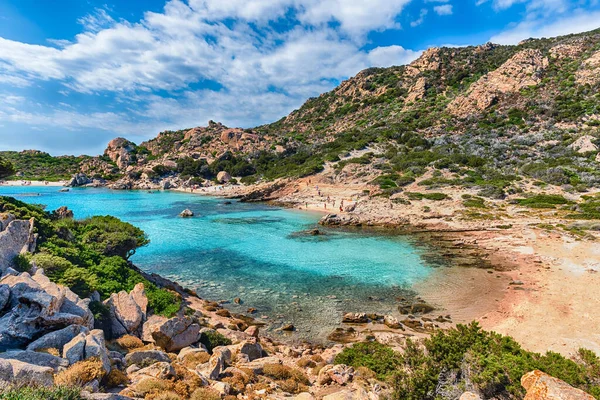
[490,8,600,44]
[410,9,428,27]
[0,0,424,150]
[433,4,453,15]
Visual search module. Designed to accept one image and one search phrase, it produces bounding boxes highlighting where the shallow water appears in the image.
[0,186,443,340]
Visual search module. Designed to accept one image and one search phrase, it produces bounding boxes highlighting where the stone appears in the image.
[0,284,9,311]
[294,393,316,400]
[384,315,403,330]
[211,381,231,396]
[0,358,54,387]
[132,362,176,380]
[84,330,112,374]
[216,171,232,183]
[0,215,35,275]
[322,388,369,400]
[0,350,68,371]
[244,325,259,338]
[237,356,282,374]
[151,316,201,352]
[125,350,171,366]
[27,325,89,353]
[522,370,595,400]
[177,346,208,361]
[63,333,87,365]
[53,206,74,219]
[317,364,354,385]
[68,173,92,187]
[105,287,147,339]
[104,138,137,170]
[142,315,168,343]
[180,209,194,217]
[81,392,134,400]
[281,324,295,331]
[205,352,225,380]
[238,338,263,361]
[342,313,368,324]
[459,392,482,400]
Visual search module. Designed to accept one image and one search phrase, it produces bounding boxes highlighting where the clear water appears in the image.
[0,186,438,341]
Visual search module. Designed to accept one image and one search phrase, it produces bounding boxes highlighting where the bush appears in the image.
[0,385,81,400]
[516,194,573,209]
[199,330,232,353]
[405,192,450,201]
[190,388,221,400]
[335,341,402,380]
[54,358,106,387]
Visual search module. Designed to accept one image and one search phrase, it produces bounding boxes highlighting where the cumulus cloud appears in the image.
[0,0,423,151]
[410,9,428,27]
[433,4,454,15]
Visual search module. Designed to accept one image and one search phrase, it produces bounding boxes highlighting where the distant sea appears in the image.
[0,186,440,341]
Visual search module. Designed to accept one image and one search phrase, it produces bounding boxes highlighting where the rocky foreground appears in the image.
[1,202,597,399]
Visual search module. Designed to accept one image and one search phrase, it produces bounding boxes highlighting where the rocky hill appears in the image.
[4,29,600,196]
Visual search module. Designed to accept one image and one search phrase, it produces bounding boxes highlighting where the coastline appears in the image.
[5,179,599,356]
[1,180,65,187]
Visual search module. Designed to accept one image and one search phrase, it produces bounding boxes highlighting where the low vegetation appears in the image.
[0,386,81,400]
[335,322,600,400]
[0,196,181,321]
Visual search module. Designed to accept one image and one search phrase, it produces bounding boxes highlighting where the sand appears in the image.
[0,180,65,187]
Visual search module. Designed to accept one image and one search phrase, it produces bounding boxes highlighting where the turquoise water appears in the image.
[0,186,437,340]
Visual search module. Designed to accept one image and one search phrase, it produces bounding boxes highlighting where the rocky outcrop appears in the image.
[180,209,194,217]
[150,316,201,352]
[67,173,92,187]
[0,358,54,387]
[576,50,600,86]
[0,214,36,274]
[0,270,93,350]
[405,77,428,103]
[570,135,598,153]
[521,370,595,399]
[448,49,549,116]
[105,138,137,170]
[104,283,148,339]
[217,171,232,183]
[319,214,361,227]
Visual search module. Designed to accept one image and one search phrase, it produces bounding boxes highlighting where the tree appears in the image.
[0,157,15,179]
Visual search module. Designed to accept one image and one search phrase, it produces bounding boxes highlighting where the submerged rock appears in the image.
[180,209,194,217]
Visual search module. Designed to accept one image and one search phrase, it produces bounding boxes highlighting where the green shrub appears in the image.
[335,341,402,380]
[405,192,449,201]
[0,385,81,400]
[199,330,232,353]
[516,194,574,209]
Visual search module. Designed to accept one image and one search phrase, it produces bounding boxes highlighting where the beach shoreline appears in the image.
[5,179,599,356]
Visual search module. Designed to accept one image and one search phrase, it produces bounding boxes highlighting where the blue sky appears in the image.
[0,0,599,155]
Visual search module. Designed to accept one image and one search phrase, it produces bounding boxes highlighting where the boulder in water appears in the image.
[180,209,194,217]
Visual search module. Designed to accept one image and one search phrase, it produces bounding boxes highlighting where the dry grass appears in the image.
[355,366,377,380]
[105,369,129,387]
[222,369,256,393]
[215,309,231,317]
[171,363,205,398]
[148,392,182,400]
[189,388,222,400]
[115,335,144,352]
[54,358,106,387]
[134,377,175,398]
[180,352,210,369]
[310,354,324,363]
[262,363,310,394]
[296,358,317,369]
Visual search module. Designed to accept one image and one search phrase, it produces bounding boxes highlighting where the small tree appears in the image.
[0,157,15,179]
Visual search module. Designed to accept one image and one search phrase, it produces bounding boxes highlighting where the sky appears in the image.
[0,0,599,155]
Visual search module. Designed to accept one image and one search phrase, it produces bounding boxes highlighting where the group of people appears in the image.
[304,179,348,212]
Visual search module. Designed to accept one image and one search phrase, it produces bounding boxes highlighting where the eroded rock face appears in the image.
[104,283,147,339]
[576,50,600,86]
[448,49,549,116]
[0,214,35,274]
[105,138,137,170]
[570,135,598,153]
[151,316,201,352]
[0,358,54,387]
[522,370,595,400]
[0,270,93,350]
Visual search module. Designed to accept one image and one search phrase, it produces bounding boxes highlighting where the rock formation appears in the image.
[0,213,36,274]
[521,370,595,399]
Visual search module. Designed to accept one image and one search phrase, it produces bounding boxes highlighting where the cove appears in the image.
[0,186,440,340]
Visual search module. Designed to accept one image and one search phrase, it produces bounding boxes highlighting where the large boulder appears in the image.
[27,324,89,353]
[238,338,263,362]
[104,283,147,339]
[104,138,137,170]
[0,270,93,350]
[0,214,35,275]
[67,173,92,187]
[521,370,595,400]
[125,350,171,367]
[216,171,232,183]
[0,358,54,387]
[0,350,68,371]
[151,316,201,352]
[63,333,86,365]
[84,330,112,374]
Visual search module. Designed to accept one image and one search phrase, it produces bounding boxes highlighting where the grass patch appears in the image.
[406,192,450,201]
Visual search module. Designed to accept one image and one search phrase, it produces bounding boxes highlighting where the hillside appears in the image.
[3,28,600,195]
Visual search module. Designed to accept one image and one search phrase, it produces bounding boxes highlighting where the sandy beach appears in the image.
[0,180,65,187]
